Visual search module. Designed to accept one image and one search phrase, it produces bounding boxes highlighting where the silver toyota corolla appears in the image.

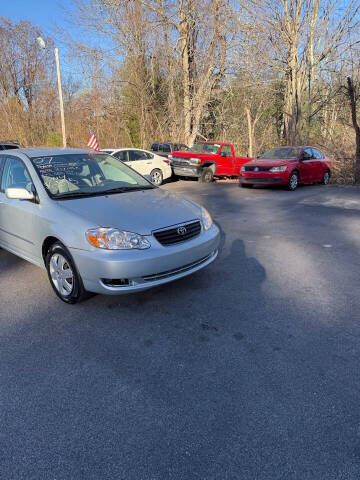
[0,148,220,303]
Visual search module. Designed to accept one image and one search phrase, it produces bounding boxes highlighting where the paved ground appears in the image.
[1,181,360,479]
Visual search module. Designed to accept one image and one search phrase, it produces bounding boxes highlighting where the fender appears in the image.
[201,162,217,174]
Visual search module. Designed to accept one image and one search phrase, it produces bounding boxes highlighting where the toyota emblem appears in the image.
[177,226,187,235]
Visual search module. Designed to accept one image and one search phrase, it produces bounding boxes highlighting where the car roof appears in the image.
[8,148,97,158]
[269,145,316,149]
[101,148,151,152]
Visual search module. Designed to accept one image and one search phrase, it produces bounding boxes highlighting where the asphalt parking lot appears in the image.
[1,181,360,479]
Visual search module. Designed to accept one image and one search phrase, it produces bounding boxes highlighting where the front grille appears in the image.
[244,166,271,171]
[143,252,215,282]
[171,157,191,166]
[242,177,282,183]
[153,220,201,246]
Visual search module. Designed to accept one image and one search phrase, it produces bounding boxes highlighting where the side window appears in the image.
[221,145,232,157]
[113,151,128,162]
[162,144,171,153]
[151,143,158,151]
[129,150,148,161]
[312,148,323,159]
[145,152,154,159]
[302,148,313,160]
[1,157,34,193]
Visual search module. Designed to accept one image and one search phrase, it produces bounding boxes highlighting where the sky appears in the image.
[1,0,109,80]
[1,0,72,36]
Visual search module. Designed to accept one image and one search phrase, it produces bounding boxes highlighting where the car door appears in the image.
[218,145,233,175]
[127,150,153,175]
[0,155,41,263]
[311,148,325,181]
[299,148,315,183]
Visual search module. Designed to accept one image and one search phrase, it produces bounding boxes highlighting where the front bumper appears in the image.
[239,171,289,185]
[172,162,201,178]
[70,224,220,294]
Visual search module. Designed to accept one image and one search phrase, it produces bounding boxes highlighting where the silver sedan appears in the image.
[0,148,220,303]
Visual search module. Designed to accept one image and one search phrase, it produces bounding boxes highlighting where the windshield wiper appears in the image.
[55,191,105,200]
[103,185,155,194]
[54,185,154,200]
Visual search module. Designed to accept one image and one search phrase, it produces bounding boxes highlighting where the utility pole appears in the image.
[54,48,66,148]
[37,37,67,148]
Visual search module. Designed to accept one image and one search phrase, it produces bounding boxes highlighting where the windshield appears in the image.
[259,147,301,160]
[31,153,154,199]
[189,143,220,154]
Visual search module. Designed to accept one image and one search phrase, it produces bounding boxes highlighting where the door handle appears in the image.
[146,162,152,164]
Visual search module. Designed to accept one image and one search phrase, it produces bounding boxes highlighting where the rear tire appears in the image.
[241,183,253,188]
[287,171,298,191]
[198,167,214,183]
[45,242,92,304]
[150,169,163,186]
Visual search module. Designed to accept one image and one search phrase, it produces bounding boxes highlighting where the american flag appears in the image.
[87,130,99,151]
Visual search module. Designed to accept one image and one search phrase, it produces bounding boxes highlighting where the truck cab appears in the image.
[169,142,250,183]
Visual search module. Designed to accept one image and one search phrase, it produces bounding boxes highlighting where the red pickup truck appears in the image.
[169,141,250,183]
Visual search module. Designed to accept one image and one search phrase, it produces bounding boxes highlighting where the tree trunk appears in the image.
[245,106,253,157]
[347,76,360,184]
[179,0,197,145]
[306,0,320,143]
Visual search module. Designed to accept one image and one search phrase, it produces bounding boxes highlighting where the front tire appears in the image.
[198,167,214,183]
[321,170,330,185]
[150,169,163,186]
[46,242,90,304]
[287,171,299,191]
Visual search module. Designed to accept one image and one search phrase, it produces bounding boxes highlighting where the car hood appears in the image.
[247,158,296,167]
[172,151,216,159]
[58,188,202,235]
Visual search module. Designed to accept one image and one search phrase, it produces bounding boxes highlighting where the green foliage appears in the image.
[46,132,62,147]
[127,116,141,147]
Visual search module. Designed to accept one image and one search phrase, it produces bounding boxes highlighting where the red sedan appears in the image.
[239,146,332,191]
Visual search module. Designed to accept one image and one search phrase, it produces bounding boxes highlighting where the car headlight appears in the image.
[201,207,213,230]
[86,228,151,250]
[189,157,201,166]
[168,155,173,159]
[269,165,287,172]
[241,165,246,172]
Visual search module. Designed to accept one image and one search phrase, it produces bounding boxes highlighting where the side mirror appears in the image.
[6,188,34,201]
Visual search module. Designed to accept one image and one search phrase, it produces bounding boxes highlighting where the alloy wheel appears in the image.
[151,170,163,185]
[49,253,74,296]
[289,173,298,190]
